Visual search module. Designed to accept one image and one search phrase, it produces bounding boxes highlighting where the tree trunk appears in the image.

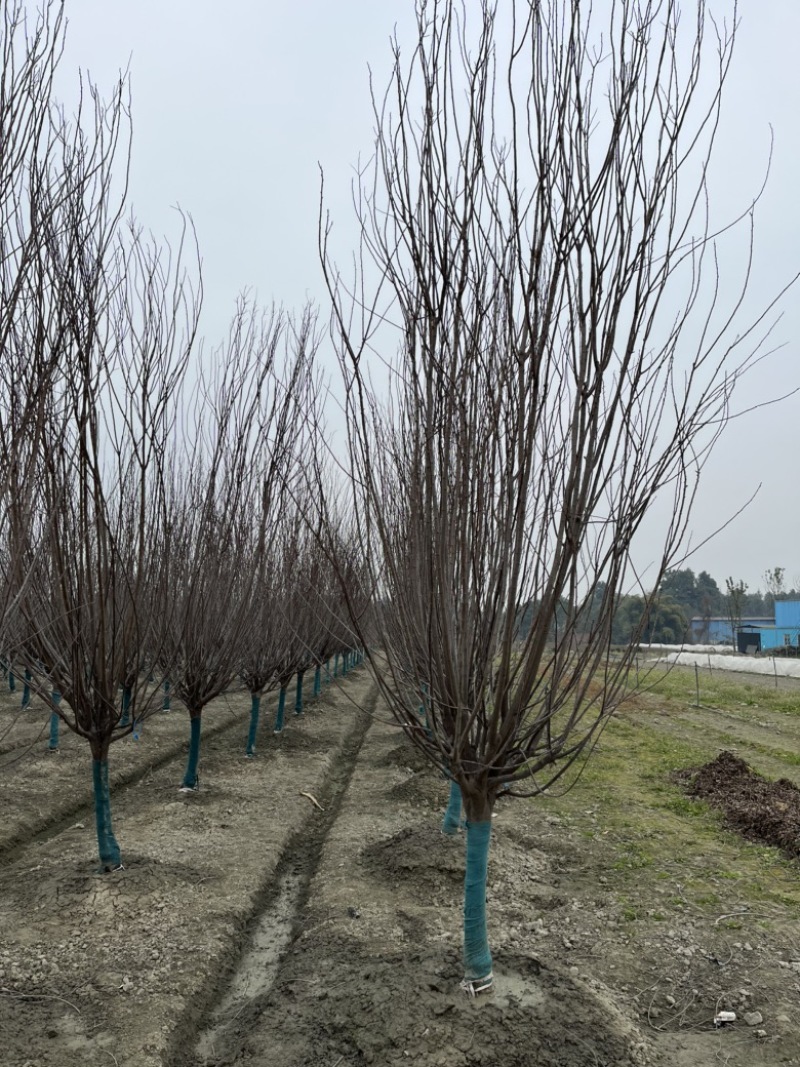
[460,785,495,991]
[90,740,121,872]
[181,710,202,791]
[273,685,287,734]
[294,670,305,717]
[48,690,61,751]
[313,664,321,697]
[120,685,132,727]
[462,819,493,992]
[246,692,261,757]
[419,683,432,738]
[441,780,463,836]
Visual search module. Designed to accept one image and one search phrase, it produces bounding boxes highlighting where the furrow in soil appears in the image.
[168,686,377,1067]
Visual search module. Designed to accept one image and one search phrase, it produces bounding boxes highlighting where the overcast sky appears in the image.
[56,1,800,596]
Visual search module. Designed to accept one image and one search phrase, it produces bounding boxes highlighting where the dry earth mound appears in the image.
[676,749,800,857]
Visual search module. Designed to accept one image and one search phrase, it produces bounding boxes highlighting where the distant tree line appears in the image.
[512,566,799,647]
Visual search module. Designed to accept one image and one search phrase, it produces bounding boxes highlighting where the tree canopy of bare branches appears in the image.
[0,0,105,641]
[8,207,201,869]
[319,0,797,993]
[160,298,319,790]
[0,2,207,870]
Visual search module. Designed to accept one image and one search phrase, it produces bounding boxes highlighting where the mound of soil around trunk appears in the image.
[676,749,800,857]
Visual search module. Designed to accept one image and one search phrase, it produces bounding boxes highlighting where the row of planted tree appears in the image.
[1,646,362,752]
[0,278,371,863]
[0,190,371,867]
[1,644,363,867]
[0,2,374,873]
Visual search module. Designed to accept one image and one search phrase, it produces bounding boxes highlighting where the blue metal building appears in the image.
[689,616,773,645]
[746,600,800,653]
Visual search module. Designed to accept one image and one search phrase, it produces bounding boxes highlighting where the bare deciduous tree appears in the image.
[240,311,320,753]
[254,506,321,735]
[320,0,797,992]
[160,298,318,790]
[0,0,84,642]
[725,576,747,649]
[9,203,201,870]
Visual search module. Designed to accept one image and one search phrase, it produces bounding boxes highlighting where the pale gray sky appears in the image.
[58,1,800,595]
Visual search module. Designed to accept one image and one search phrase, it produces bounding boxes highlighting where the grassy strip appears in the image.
[539,695,800,921]
[636,663,800,717]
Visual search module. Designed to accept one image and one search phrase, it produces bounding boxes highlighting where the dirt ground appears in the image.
[1,666,800,1066]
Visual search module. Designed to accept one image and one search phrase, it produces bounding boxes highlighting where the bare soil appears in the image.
[1,667,800,1066]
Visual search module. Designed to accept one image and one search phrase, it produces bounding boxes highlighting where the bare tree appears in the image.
[240,526,291,754]
[305,534,366,696]
[0,0,86,642]
[725,577,747,649]
[256,506,320,735]
[240,311,320,754]
[319,0,797,993]
[762,566,785,614]
[159,297,310,790]
[8,201,201,870]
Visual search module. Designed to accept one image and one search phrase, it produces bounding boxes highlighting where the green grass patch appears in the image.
[534,677,800,918]
[661,796,709,818]
[639,664,800,718]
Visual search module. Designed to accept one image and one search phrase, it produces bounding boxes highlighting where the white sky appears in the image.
[56,1,800,594]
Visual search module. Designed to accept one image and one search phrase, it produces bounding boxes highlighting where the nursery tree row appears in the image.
[0,1,366,872]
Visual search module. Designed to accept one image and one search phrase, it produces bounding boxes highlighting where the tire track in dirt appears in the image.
[167,683,378,1067]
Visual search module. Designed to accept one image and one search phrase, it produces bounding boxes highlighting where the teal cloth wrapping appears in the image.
[442,780,463,835]
[274,686,286,733]
[246,693,260,755]
[48,690,61,750]
[182,716,202,788]
[120,685,132,727]
[92,758,121,870]
[463,820,493,981]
